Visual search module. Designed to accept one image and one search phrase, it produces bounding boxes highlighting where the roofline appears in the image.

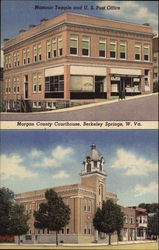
[3,12,153,50]
[62,12,153,29]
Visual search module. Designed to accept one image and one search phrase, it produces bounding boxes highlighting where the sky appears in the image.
[0,130,158,207]
[1,0,158,46]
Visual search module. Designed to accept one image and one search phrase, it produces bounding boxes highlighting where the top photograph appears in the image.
[0,0,158,121]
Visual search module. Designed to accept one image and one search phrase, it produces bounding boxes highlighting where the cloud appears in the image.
[111,148,157,176]
[52,170,70,179]
[31,149,43,158]
[36,145,74,168]
[134,182,158,197]
[98,1,157,28]
[0,154,38,180]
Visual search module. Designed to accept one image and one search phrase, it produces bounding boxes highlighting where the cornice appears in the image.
[4,20,153,52]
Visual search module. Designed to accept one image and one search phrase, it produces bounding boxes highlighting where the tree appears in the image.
[0,187,14,235]
[93,200,124,245]
[9,204,29,244]
[34,189,70,245]
[148,212,159,240]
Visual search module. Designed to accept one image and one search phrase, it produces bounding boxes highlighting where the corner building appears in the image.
[15,145,138,244]
[3,13,153,111]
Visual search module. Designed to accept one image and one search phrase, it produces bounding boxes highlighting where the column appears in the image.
[141,69,145,93]
[149,68,153,93]
[64,64,70,100]
[106,67,111,99]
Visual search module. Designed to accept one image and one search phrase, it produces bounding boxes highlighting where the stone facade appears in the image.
[3,13,153,111]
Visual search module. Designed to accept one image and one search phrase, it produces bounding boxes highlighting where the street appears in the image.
[1,94,158,121]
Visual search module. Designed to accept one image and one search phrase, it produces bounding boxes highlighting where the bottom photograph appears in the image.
[0,130,158,248]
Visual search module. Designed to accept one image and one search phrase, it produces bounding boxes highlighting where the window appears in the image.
[5,56,8,69]
[58,36,63,56]
[38,74,41,92]
[23,49,26,65]
[84,223,87,234]
[82,37,90,56]
[124,215,128,223]
[66,227,69,234]
[88,224,91,234]
[33,46,37,62]
[8,55,11,68]
[110,41,116,58]
[70,35,78,55]
[13,78,16,94]
[88,200,91,212]
[47,41,51,59]
[135,44,141,60]
[33,74,37,93]
[17,78,20,93]
[27,48,30,64]
[61,228,64,234]
[38,44,42,61]
[120,41,126,59]
[130,216,134,224]
[46,101,56,109]
[5,80,8,93]
[52,38,56,57]
[144,69,150,88]
[8,79,11,93]
[84,199,87,211]
[17,52,20,66]
[13,53,17,67]
[144,45,149,61]
[99,38,106,57]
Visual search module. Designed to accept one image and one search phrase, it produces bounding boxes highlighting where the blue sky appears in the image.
[0,130,158,206]
[1,0,158,45]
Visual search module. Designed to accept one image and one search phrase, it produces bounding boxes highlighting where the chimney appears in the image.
[3,38,9,42]
[91,144,96,150]
[142,23,150,26]
[29,24,36,28]
[19,29,26,33]
[40,18,48,24]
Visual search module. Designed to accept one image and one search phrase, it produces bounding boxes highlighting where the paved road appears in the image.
[1,94,158,121]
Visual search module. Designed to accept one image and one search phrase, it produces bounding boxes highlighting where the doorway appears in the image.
[24,75,28,99]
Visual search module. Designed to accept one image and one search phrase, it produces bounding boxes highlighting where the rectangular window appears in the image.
[110,41,116,58]
[82,37,90,56]
[135,44,141,60]
[17,78,20,93]
[47,41,51,59]
[84,223,87,234]
[144,45,149,61]
[13,78,16,94]
[99,38,106,57]
[84,199,87,211]
[5,80,8,93]
[23,49,26,65]
[88,200,91,212]
[33,74,37,93]
[38,74,41,92]
[120,41,126,59]
[33,46,37,62]
[5,56,8,69]
[17,52,20,66]
[8,79,11,93]
[13,53,17,67]
[38,44,42,61]
[58,36,63,56]
[70,35,78,55]
[88,224,91,234]
[8,55,11,68]
[66,227,69,234]
[27,48,30,64]
[52,38,56,58]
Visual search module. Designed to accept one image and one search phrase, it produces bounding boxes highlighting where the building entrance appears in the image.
[95,76,106,98]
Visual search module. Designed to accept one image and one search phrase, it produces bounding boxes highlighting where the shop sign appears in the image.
[133,78,140,82]
[111,77,120,81]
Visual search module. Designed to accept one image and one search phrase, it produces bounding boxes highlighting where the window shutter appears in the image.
[110,43,116,51]
[135,46,140,54]
[120,44,125,53]
[52,40,56,50]
[82,40,88,49]
[99,42,105,51]
[144,47,149,55]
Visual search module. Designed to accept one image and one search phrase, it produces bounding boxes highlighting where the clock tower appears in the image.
[80,144,106,209]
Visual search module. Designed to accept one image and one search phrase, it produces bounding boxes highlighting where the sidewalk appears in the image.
[2,93,158,115]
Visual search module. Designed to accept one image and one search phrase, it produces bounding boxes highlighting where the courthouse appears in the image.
[15,145,147,244]
[3,12,153,111]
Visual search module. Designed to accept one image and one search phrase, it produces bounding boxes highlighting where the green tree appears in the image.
[0,187,14,235]
[148,212,159,240]
[93,200,124,245]
[9,204,29,244]
[34,189,70,245]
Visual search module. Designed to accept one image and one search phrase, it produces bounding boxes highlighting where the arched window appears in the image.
[87,163,91,172]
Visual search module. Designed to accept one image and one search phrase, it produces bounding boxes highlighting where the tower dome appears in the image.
[80,144,106,176]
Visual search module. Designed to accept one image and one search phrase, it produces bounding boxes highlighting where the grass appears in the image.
[0,242,158,250]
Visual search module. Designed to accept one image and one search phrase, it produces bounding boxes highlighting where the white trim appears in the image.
[70,66,106,76]
[45,66,64,77]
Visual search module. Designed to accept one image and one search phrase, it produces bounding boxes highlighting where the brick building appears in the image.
[153,37,159,89]
[3,13,153,111]
[14,144,139,244]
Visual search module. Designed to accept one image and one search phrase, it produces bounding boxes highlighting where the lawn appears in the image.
[0,242,158,250]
